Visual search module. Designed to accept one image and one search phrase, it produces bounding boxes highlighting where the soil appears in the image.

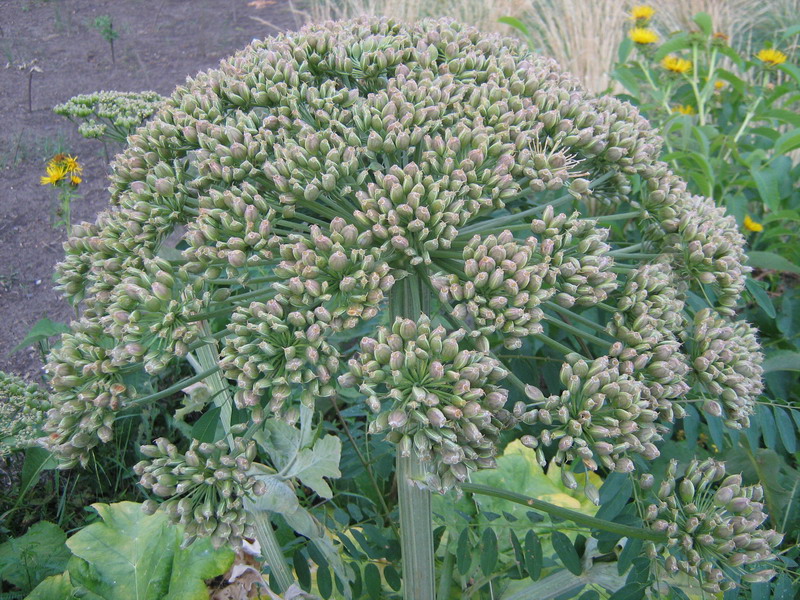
[0,0,301,380]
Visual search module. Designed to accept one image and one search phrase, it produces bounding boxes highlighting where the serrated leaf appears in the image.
[524,530,542,581]
[67,501,232,600]
[551,531,582,575]
[480,529,498,576]
[283,436,341,498]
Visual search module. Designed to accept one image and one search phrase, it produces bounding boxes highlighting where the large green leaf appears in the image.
[66,502,232,600]
[747,251,800,274]
[0,522,71,593]
[165,537,234,600]
[25,572,79,600]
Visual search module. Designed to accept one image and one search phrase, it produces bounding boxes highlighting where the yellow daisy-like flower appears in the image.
[661,55,692,74]
[70,174,82,186]
[629,28,659,45]
[40,162,68,186]
[756,48,788,67]
[714,80,725,90]
[63,155,83,174]
[630,5,655,21]
[743,215,763,232]
[672,104,696,115]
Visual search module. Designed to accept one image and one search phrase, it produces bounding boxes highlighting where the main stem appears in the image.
[195,322,294,593]
[390,277,436,600]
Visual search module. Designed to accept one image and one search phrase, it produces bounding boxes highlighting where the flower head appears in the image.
[756,48,787,66]
[630,5,656,22]
[643,459,782,594]
[40,162,67,186]
[661,55,692,74]
[630,27,659,44]
[672,104,696,115]
[743,215,763,232]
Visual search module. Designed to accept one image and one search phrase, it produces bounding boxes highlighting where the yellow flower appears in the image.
[756,48,788,67]
[63,155,82,174]
[629,28,659,45]
[70,174,82,186]
[630,5,655,21]
[714,80,725,90]
[661,55,692,74]
[743,215,763,232]
[672,104,696,115]
[40,162,68,186]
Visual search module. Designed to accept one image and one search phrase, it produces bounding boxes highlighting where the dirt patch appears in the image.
[0,0,301,379]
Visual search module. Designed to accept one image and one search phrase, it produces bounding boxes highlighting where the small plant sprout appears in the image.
[43,18,781,599]
[41,153,82,234]
[91,15,119,65]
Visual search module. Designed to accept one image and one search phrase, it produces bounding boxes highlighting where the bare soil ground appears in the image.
[0,0,300,380]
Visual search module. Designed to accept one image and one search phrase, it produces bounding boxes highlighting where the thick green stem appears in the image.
[252,509,296,592]
[390,277,436,600]
[460,482,666,543]
[397,453,436,600]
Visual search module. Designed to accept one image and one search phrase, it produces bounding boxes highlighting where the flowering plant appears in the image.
[40,17,785,599]
[40,153,83,233]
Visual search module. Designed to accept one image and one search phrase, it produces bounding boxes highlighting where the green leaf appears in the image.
[165,537,233,600]
[11,318,70,354]
[293,551,311,591]
[756,403,776,450]
[772,128,800,156]
[16,448,57,506]
[551,531,582,575]
[617,537,642,575]
[480,529,498,576]
[608,583,646,600]
[773,407,797,453]
[384,564,401,591]
[190,406,221,443]
[24,572,77,600]
[524,530,542,581]
[456,528,471,575]
[745,278,776,318]
[363,563,381,599]
[653,33,692,61]
[617,37,633,64]
[498,16,529,37]
[283,435,341,499]
[67,502,177,600]
[692,12,712,35]
[66,501,231,600]
[0,522,71,593]
[750,165,782,211]
[747,251,800,274]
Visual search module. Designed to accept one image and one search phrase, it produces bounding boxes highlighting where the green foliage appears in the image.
[0,522,70,594]
[24,502,233,600]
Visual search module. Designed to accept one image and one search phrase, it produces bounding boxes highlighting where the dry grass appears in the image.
[292,0,799,93]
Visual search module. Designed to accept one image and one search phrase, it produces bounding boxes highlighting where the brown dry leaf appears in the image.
[247,0,276,8]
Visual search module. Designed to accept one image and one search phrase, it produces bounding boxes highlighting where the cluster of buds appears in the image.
[642,459,781,593]
[136,437,264,548]
[100,257,203,374]
[0,372,51,457]
[273,218,397,329]
[341,315,513,492]
[44,318,130,467]
[354,163,475,266]
[184,186,281,280]
[663,194,749,315]
[54,90,165,142]
[683,309,763,428]
[220,299,339,419]
[530,208,618,308]
[435,230,552,349]
[608,263,690,416]
[519,354,663,475]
